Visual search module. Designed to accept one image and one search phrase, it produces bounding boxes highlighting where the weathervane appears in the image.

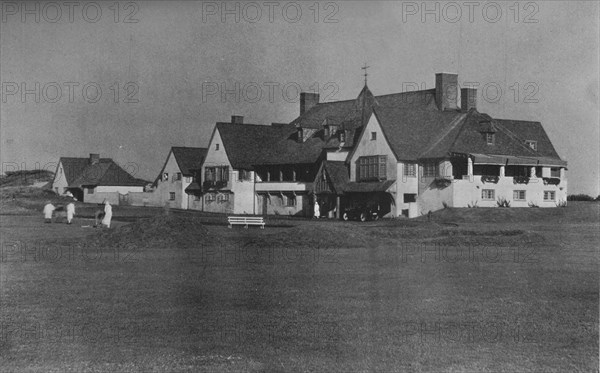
[361,63,370,86]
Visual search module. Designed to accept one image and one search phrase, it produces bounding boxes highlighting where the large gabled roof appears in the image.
[59,157,147,187]
[171,147,208,175]
[417,109,564,164]
[372,106,467,161]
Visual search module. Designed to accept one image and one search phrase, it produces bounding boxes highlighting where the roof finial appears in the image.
[361,63,370,86]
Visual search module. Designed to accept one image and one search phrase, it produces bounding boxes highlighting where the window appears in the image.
[286,195,296,206]
[174,172,182,181]
[194,195,201,201]
[550,168,560,178]
[403,163,416,177]
[162,172,168,181]
[205,193,215,202]
[185,176,192,183]
[505,166,529,177]
[357,155,387,181]
[485,133,495,145]
[169,192,176,201]
[544,191,555,201]
[482,189,495,200]
[87,187,94,194]
[205,166,229,182]
[238,169,251,181]
[403,194,417,203]
[422,162,439,178]
[339,131,345,142]
[215,144,220,150]
[525,140,537,151]
[513,190,526,201]
[371,132,377,140]
[217,193,229,203]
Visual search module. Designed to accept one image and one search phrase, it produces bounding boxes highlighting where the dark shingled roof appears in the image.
[171,147,208,176]
[373,106,467,161]
[322,161,349,193]
[59,157,147,187]
[417,110,565,164]
[216,122,326,168]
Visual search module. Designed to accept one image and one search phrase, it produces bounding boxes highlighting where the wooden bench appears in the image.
[227,216,265,229]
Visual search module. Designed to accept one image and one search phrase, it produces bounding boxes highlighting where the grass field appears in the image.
[0,197,598,372]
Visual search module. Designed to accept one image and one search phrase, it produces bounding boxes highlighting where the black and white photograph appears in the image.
[1,1,598,371]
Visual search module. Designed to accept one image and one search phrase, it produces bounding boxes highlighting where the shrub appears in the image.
[556,200,568,207]
[528,201,539,208]
[497,197,511,208]
[467,201,478,208]
[442,201,449,209]
[567,194,595,201]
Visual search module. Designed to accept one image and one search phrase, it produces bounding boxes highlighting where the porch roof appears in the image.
[343,180,395,193]
[471,153,567,167]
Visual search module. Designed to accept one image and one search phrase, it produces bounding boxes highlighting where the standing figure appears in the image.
[66,202,75,224]
[313,200,320,219]
[101,200,113,228]
[43,202,55,223]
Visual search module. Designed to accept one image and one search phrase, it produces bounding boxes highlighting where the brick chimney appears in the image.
[231,115,244,124]
[435,73,458,111]
[461,88,477,112]
[300,92,319,115]
[89,153,100,165]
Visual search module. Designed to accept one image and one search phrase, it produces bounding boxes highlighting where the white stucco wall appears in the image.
[154,151,188,209]
[349,115,398,182]
[453,172,567,208]
[326,149,350,162]
[52,162,68,195]
[396,162,419,217]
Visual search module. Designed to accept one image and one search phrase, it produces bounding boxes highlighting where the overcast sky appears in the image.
[1,1,598,195]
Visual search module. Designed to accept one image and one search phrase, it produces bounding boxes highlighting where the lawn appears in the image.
[0,198,598,372]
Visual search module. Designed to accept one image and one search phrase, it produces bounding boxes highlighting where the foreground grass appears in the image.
[0,202,598,372]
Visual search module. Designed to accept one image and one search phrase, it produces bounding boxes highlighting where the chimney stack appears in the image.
[435,73,458,111]
[89,153,100,165]
[300,92,320,115]
[231,115,244,124]
[461,88,477,112]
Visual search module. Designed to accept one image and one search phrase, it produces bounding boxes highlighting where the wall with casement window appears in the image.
[396,161,419,217]
[452,168,567,208]
[256,193,308,216]
[153,151,190,209]
[349,114,397,182]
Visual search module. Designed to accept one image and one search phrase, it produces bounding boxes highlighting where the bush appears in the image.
[567,194,595,201]
[497,197,511,208]
[556,200,568,207]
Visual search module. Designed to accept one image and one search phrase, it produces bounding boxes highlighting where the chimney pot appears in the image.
[89,153,100,165]
[231,115,244,124]
[435,73,459,111]
[300,92,320,115]
[461,88,477,112]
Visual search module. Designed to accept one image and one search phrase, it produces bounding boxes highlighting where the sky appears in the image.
[1,1,598,195]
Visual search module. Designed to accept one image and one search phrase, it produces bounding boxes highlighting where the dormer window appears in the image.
[339,131,346,143]
[330,125,338,135]
[297,127,304,143]
[525,140,537,151]
[485,133,495,145]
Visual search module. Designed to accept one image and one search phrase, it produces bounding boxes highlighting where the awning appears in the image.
[471,153,567,167]
[343,180,396,193]
[185,182,201,192]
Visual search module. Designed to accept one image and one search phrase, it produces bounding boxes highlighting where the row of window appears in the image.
[482,189,556,201]
[205,193,230,202]
[162,172,193,183]
[267,194,297,206]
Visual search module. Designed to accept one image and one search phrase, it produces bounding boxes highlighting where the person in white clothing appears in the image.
[101,200,113,228]
[43,202,55,223]
[313,200,320,219]
[66,202,75,224]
